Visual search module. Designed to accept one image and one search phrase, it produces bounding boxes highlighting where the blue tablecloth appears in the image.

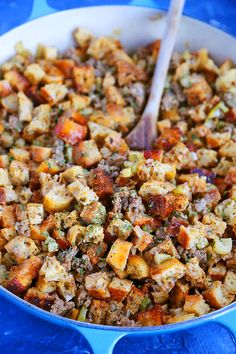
[0,1,236,353]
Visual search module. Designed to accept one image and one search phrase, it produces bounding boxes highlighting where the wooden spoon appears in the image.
[126,0,186,150]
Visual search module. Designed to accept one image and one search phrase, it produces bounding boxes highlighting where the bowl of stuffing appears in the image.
[0,5,235,354]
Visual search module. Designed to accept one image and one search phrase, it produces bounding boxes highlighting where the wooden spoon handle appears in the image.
[126,0,185,150]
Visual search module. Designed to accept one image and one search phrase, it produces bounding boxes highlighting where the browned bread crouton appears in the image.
[24,287,55,310]
[136,305,164,326]
[87,168,113,198]
[108,277,133,302]
[150,258,186,291]
[183,294,210,316]
[5,256,42,295]
[203,280,234,309]
[106,239,133,271]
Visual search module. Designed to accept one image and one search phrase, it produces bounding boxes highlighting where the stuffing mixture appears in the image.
[0,28,235,326]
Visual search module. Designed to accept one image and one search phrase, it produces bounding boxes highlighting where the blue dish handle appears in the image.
[71,325,127,354]
[215,312,236,345]
[28,0,56,21]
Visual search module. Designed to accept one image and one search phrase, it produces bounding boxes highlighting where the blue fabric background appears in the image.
[0,1,236,353]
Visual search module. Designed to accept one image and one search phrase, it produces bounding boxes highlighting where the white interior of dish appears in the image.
[0,6,236,65]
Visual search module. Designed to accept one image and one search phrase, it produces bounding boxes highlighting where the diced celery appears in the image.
[154,253,172,265]
[121,168,132,178]
[207,101,229,119]
[78,306,88,322]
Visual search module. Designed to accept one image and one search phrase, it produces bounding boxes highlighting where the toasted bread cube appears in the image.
[113,268,128,279]
[84,225,104,244]
[224,271,236,294]
[26,203,44,225]
[139,181,175,199]
[0,205,15,227]
[184,294,210,316]
[116,60,146,86]
[0,169,10,186]
[87,37,117,60]
[105,86,125,106]
[177,222,208,250]
[178,173,207,193]
[5,236,39,263]
[108,277,132,302]
[124,285,144,315]
[136,305,164,326]
[80,201,106,225]
[212,237,232,255]
[88,122,115,143]
[61,166,85,184]
[202,213,227,237]
[5,256,42,295]
[70,93,91,111]
[0,155,9,169]
[73,28,93,48]
[73,140,102,167]
[203,281,234,309]
[24,63,45,85]
[57,274,76,301]
[147,194,175,219]
[150,258,186,291]
[85,242,107,265]
[66,224,86,246]
[1,93,18,113]
[127,255,150,279]
[18,91,33,122]
[185,257,206,288]
[55,59,75,78]
[106,239,133,271]
[151,289,169,305]
[0,226,16,241]
[206,132,231,148]
[170,280,190,307]
[30,146,52,162]
[39,256,67,281]
[133,226,153,252]
[24,287,55,310]
[23,104,51,139]
[40,83,68,104]
[197,148,217,168]
[43,46,57,60]
[0,80,12,97]
[73,66,95,93]
[219,141,236,158]
[89,299,109,324]
[4,69,29,92]
[157,119,171,133]
[36,275,57,293]
[87,168,113,198]
[0,186,17,205]
[67,180,98,206]
[143,149,164,162]
[54,118,87,145]
[184,78,212,106]
[208,262,226,281]
[106,218,132,240]
[164,142,194,170]
[9,148,30,162]
[215,199,236,226]
[85,272,110,299]
[37,158,63,175]
[9,160,29,186]
[166,312,195,324]
[0,234,7,251]
[156,239,179,258]
[44,185,74,213]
